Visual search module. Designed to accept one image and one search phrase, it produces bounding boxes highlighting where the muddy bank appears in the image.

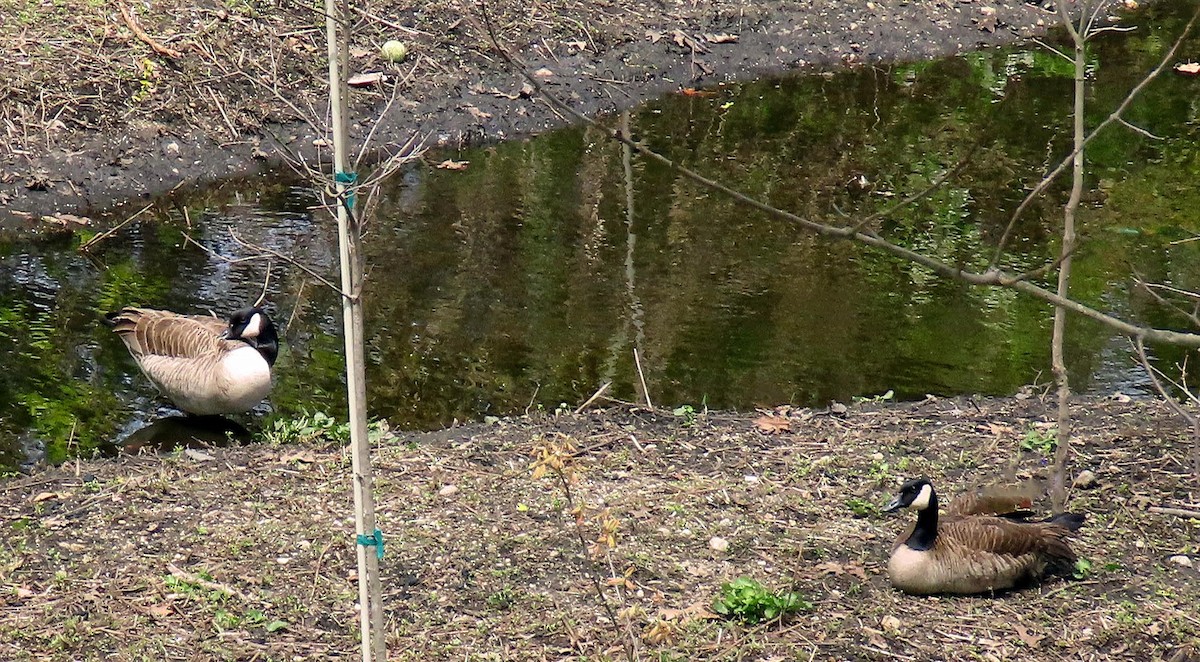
[0,0,1093,226]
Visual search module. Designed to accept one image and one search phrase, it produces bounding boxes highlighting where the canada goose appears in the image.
[106,306,278,415]
[883,477,1085,595]
[891,478,1045,552]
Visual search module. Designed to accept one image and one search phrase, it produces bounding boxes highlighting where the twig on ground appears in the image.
[118,3,183,59]
[1148,506,1200,519]
[351,6,432,36]
[575,381,612,414]
[78,202,153,252]
[208,87,240,141]
[633,347,653,409]
[166,563,255,603]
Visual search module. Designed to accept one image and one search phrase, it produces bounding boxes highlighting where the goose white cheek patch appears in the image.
[910,484,932,510]
[241,313,264,338]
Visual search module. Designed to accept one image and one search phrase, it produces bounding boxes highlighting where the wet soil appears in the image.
[1,394,1198,660]
[0,0,1089,228]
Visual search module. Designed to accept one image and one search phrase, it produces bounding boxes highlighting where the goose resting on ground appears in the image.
[883,477,1085,595]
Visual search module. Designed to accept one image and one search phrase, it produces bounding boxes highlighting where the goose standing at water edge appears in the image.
[883,477,1085,595]
[106,306,279,415]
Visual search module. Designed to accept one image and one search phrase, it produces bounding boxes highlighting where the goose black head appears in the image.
[224,307,279,366]
[884,477,936,513]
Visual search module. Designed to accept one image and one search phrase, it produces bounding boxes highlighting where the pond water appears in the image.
[2,1,1199,471]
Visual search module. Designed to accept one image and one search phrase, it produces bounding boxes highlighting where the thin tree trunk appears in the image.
[324,0,386,658]
[1050,1,1088,513]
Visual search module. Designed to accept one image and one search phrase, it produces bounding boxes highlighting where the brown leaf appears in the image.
[704,32,739,44]
[41,213,89,226]
[985,422,1014,436]
[645,29,664,43]
[753,415,791,434]
[670,29,709,52]
[32,492,60,503]
[436,159,470,171]
[864,627,889,650]
[281,450,317,464]
[533,67,554,79]
[814,561,845,575]
[643,619,674,644]
[976,7,998,33]
[1015,624,1044,648]
[347,72,385,87]
[15,586,34,599]
[148,603,173,618]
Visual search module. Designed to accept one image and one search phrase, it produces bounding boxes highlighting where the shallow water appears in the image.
[2,1,1199,470]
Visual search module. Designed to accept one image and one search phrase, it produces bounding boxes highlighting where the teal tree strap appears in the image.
[335,171,358,211]
[356,528,385,560]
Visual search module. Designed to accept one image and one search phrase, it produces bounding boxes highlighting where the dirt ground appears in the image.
[1,394,1198,661]
[0,0,1099,227]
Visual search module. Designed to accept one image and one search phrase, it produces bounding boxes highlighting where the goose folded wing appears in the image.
[941,516,1075,561]
[131,315,227,359]
[184,313,230,336]
[945,480,1044,519]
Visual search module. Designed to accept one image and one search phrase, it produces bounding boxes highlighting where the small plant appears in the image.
[263,411,390,446]
[1021,426,1057,455]
[132,58,158,103]
[712,577,811,624]
[264,410,347,445]
[1073,556,1093,580]
[530,434,635,659]
[868,455,891,482]
[846,498,877,518]
[673,404,697,426]
[486,587,516,610]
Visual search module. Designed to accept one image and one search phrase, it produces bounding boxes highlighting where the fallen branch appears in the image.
[78,202,153,252]
[575,381,612,414]
[1148,506,1200,519]
[118,3,183,59]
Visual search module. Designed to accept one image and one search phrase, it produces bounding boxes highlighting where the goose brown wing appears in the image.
[183,313,230,336]
[945,480,1044,518]
[940,516,1077,563]
[109,308,225,359]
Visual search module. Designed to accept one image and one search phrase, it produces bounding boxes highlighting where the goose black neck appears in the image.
[254,322,279,367]
[905,489,939,551]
